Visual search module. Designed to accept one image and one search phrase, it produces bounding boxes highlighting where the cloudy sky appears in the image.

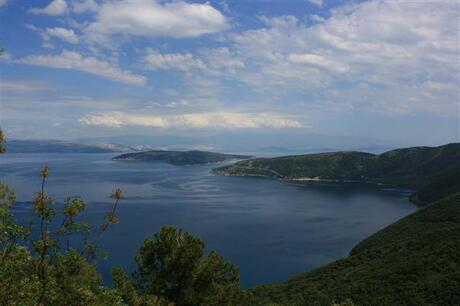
[0,0,459,147]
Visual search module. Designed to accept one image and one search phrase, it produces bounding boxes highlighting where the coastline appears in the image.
[212,170,422,206]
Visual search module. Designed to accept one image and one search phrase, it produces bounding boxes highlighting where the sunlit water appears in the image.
[0,153,416,287]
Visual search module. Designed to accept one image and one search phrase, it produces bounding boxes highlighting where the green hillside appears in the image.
[213,143,460,204]
[250,192,460,305]
[113,150,252,165]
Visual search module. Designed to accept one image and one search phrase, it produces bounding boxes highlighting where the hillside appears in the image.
[5,139,135,153]
[250,192,460,305]
[213,143,460,204]
[112,150,252,165]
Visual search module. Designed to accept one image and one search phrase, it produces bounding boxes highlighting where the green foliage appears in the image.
[0,183,26,249]
[410,167,460,205]
[0,179,125,305]
[134,226,244,305]
[113,267,172,306]
[251,193,460,305]
[0,138,127,304]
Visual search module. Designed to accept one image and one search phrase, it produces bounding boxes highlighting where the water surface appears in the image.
[0,153,416,287]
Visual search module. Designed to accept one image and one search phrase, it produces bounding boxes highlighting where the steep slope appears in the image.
[366,143,460,187]
[113,150,252,165]
[251,193,460,306]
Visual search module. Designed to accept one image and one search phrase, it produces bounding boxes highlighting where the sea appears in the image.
[0,153,416,287]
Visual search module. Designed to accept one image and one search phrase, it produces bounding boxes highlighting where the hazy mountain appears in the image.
[75,131,402,155]
[5,139,136,153]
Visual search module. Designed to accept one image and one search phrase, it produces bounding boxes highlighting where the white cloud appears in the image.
[197,0,459,116]
[288,53,349,72]
[72,0,98,13]
[80,112,303,129]
[84,0,227,41]
[144,50,205,71]
[30,0,68,16]
[45,27,79,44]
[308,0,323,7]
[18,50,146,86]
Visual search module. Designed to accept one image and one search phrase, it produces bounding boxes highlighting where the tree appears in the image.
[133,226,245,306]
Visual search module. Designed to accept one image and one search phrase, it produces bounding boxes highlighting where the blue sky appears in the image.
[0,0,459,148]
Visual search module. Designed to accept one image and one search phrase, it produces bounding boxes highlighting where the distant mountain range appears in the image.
[112,150,252,165]
[213,143,460,205]
[4,139,137,153]
[75,131,404,155]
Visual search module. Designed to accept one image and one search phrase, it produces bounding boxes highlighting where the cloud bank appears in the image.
[80,112,303,129]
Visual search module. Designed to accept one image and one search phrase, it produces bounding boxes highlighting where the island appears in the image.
[212,143,460,205]
[112,150,253,165]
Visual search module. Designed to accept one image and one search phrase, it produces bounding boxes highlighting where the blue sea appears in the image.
[0,153,416,287]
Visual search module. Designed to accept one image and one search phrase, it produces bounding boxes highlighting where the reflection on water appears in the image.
[0,153,416,287]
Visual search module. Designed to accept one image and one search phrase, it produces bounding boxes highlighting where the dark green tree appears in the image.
[133,226,244,305]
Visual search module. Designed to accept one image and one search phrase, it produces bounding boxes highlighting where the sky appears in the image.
[0,0,459,149]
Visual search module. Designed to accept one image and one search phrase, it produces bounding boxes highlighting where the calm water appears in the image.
[0,153,416,287]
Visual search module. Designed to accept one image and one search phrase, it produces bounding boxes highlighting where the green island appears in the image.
[112,150,252,165]
[212,143,460,205]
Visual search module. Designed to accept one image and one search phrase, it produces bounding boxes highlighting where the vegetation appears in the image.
[213,143,460,204]
[113,150,252,165]
[1,130,459,305]
[0,153,125,304]
[409,167,460,205]
[251,192,460,305]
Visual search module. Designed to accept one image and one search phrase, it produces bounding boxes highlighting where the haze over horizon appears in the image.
[0,0,459,148]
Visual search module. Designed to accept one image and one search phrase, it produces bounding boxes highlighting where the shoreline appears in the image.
[212,170,421,206]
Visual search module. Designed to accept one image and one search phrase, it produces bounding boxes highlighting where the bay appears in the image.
[0,153,416,287]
